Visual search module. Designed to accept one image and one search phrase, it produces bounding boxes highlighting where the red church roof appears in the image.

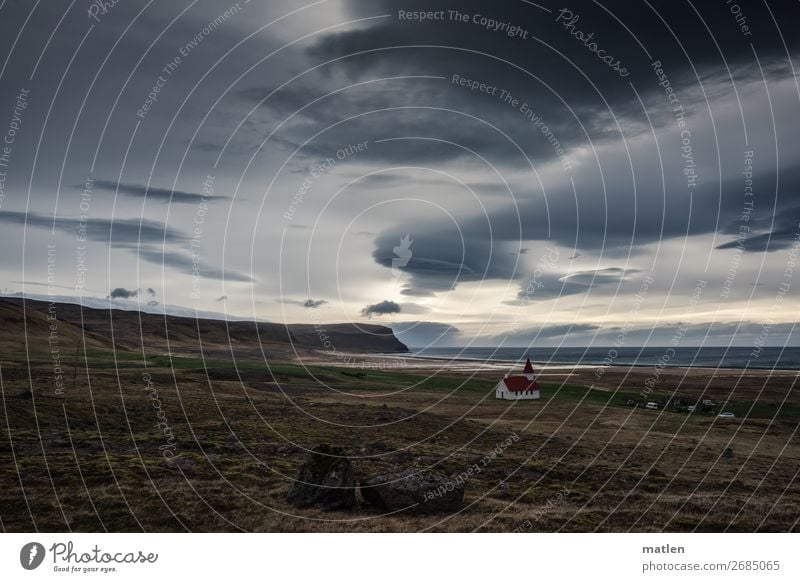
[523,357,534,374]
[503,376,539,392]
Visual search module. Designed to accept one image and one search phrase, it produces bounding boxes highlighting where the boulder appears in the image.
[361,467,464,514]
[286,444,355,511]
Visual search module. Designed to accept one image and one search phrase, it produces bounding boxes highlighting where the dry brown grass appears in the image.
[1,352,798,532]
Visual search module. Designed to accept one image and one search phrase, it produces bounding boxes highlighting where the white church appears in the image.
[495,357,540,400]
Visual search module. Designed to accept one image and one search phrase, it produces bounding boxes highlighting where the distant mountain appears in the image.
[0,297,408,360]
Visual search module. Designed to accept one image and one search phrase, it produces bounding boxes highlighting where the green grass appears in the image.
[13,350,799,421]
[717,400,800,422]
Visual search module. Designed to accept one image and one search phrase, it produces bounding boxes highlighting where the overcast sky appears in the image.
[0,0,798,348]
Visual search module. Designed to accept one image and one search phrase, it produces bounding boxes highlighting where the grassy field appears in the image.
[1,350,798,532]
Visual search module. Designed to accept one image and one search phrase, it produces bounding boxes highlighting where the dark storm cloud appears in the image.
[330,0,798,85]
[91,180,229,204]
[303,298,328,308]
[505,267,640,304]
[136,247,253,282]
[218,0,795,298]
[506,273,586,303]
[717,231,796,253]
[108,287,138,299]
[717,205,800,253]
[237,77,538,166]
[2,0,799,328]
[368,208,547,296]
[371,159,800,295]
[0,210,250,282]
[361,299,401,317]
[373,223,522,296]
[287,0,800,163]
[0,210,187,245]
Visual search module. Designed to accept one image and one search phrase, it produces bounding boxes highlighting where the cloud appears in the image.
[286,0,800,298]
[361,299,401,317]
[278,297,329,308]
[535,323,600,338]
[479,320,799,347]
[109,287,138,299]
[375,217,643,300]
[588,321,800,348]
[368,157,800,297]
[716,205,800,253]
[2,0,799,334]
[294,0,798,172]
[0,210,188,245]
[487,323,601,345]
[91,180,228,204]
[136,247,254,282]
[508,268,635,304]
[0,211,250,282]
[372,226,519,296]
[400,288,437,297]
[558,267,640,286]
[303,298,327,308]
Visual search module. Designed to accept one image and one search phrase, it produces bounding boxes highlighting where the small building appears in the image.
[495,357,540,400]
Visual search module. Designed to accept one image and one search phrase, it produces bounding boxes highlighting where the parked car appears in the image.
[645,402,659,410]
[718,412,736,418]
[687,405,696,412]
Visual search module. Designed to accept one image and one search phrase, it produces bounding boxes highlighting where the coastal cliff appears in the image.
[0,297,408,358]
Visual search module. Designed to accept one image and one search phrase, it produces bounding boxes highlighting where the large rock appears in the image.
[286,444,355,511]
[361,467,464,514]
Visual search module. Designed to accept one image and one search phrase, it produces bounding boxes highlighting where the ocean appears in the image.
[406,346,800,370]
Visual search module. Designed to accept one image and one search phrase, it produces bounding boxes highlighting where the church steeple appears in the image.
[523,356,534,374]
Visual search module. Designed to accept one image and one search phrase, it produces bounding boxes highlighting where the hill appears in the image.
[0,297,408,360]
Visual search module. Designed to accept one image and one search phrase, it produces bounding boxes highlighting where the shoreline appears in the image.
[309,351,800,374]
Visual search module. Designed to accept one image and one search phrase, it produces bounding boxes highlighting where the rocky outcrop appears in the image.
[286,444,356,511]
[360,467,464,514]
